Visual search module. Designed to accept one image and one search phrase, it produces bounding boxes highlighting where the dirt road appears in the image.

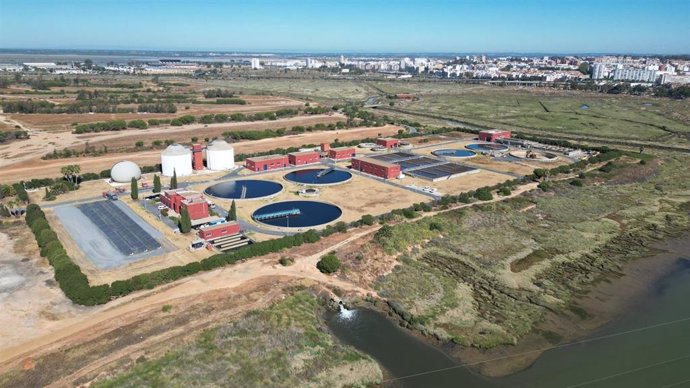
[0,178,540,371]
[0,113,344,169]
[0,227,378,370]
[0,123,401,183]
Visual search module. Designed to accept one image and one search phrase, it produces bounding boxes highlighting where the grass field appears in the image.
[374,154,690,348]
[384,86,690,142]
[93,291,381,387]
[202,78,374,101]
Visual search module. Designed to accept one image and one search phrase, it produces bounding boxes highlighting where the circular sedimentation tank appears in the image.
[466,143,510,152]
[431,149,477,158]
[509,150,559,162]
[205,179,283,200]
[252,200,342,228]
[284,168,353,185]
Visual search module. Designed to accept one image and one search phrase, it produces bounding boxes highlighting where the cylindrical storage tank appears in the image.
[110,160,142,183]
[161,144,192,177]
[206,140,235,171]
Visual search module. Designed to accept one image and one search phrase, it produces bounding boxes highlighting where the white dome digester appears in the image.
[110,160,142,183]
[161,144,192,177]
[206,140,235,171]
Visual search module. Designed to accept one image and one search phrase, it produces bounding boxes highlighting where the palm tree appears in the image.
[61,164,81,188]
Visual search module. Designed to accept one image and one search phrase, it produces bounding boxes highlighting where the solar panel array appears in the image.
[78,201,161,256]
[369,151,479,180]
[397,156,445,171]
[408,163,478,181]
[368,152,419,163]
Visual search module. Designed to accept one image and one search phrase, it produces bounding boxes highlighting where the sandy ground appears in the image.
[72,113,346,150]
[5,95,307,130]
[0,226,379,368]
[0,124,401,183]
[0,113,344,169]
[0,224,84,353]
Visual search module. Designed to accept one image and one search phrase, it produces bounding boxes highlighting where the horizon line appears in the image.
[1,47,689,57]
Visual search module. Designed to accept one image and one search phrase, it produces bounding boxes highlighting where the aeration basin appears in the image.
[205,180,283,200]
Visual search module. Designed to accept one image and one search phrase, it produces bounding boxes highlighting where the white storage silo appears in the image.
[206,140,235,171]
[110,160,142,183]
[161,144,192,177]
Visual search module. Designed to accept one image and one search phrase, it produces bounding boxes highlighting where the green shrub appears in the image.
[279,256,295,266]
[317,253,341,274]
[474,188,493,201]
[360,214,375,226]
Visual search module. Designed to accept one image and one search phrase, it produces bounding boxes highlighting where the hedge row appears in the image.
[25,204,109,305]
[25,203,321,305]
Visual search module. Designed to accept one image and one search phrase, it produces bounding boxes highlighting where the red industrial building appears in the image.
[192,144,204,170]
[288,150,321,166]
[351,157,401,179]
[198,221,241,240]
[478,129,512,142]
[245,154,289,172]
[376,138,400,149]
[328,147,356,160]
[160,190,209,220]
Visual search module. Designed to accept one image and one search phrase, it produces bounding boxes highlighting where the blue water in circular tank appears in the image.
[466,143,509,152]
[205,180,283,199]
[284,168,352,185]
[431,149,476,158]
[252,200,342,228]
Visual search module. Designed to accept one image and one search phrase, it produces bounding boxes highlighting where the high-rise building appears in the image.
[592,63,606,79]
[250,58,262,70]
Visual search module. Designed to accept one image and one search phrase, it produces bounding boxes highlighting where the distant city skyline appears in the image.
[1,0,688,54]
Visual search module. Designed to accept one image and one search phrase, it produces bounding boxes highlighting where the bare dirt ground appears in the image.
[0,223,84,353]
[0,123,400,183]
[0,226,378,369]
[4,95,307,130]
[0,112,344,168]
[74,113,345,150]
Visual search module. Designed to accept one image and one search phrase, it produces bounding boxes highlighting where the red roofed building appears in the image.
[160,190,209,220]
[288,151,320,166]
[351,157,401,179]
[245,154,289,172]
[376,138,400,149]
[328,147,356,160]
[478,129,512,142]
[198,221,241,240]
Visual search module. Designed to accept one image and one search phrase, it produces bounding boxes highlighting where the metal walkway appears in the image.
[316,167,334,178]
[253,208,301,221]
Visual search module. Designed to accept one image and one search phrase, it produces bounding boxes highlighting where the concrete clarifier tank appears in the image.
[161,144,193,177]
[206,140,235,171]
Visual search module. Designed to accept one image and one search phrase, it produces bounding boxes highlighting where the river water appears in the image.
[326,235,690,388]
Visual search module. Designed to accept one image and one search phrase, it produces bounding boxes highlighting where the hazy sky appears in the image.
[1,0,688,54]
